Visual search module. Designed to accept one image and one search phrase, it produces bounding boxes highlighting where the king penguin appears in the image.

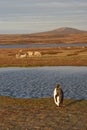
[53,84,64,107]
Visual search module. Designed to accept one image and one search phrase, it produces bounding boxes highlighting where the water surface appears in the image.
[0,67,87,100]
[0,43,87,48]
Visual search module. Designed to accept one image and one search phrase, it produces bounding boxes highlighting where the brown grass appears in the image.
[0,33,87,44]
[0,46,87,67]
[0,46,87,129]
[0,96,87,129]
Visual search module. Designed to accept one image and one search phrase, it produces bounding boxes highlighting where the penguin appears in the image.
[53,84,64,107]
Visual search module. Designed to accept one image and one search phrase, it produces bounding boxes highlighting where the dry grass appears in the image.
[0,46,87,67]
[0,96,87,129]
[0,46,87,129]
[0,33,87,44]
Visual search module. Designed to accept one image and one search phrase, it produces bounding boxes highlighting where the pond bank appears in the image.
[0,96,87,129]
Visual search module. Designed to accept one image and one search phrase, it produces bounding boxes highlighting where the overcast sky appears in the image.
[0,0,87,34]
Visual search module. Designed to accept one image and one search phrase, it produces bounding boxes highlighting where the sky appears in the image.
[0,0,87,34]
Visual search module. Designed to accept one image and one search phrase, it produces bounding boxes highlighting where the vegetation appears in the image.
[0,96,87,129]
[0,46,87,67]
[0,27,87,44]
[0,27,87,129]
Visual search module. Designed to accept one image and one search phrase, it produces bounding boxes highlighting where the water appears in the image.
[0,43,87,48]
[0,66,87,100]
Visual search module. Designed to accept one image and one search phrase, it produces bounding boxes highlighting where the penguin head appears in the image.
[56,84,61,91]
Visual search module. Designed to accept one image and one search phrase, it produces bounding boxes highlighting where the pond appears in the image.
[0,43,87,48]
[0,66,87,100]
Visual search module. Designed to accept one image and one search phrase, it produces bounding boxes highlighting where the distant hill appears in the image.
[31,27,87,36]
[0,27,87,44]
[56,27,86,34]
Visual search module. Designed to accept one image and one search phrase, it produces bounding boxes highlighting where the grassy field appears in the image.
[0,96,87,129]
[0,32,87,44]
[0,46,87,129]
[0,46,87,67]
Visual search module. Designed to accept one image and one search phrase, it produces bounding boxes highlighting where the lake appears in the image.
[0,66,87,100]
[0,43,87,48]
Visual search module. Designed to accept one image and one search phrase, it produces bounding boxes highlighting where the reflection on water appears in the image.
[0,43,87,48]
[0,66,87,99]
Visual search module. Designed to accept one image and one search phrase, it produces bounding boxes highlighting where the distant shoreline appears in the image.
[0,46,87,67]
[0,43,87,49]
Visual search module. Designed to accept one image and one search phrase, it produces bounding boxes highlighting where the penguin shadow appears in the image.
[65,99,83,107]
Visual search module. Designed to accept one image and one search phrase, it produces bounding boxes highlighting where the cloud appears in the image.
[0,0,87,18]
[0,0,87,33]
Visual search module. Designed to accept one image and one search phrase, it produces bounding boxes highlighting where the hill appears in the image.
[32,27,86,35]
[0,27,87,44]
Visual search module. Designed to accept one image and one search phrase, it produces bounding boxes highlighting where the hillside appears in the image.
[32,27,87,35]
[0,27,87,44]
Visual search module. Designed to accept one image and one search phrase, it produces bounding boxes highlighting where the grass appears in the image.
[0,33,87,44]
[0,46,87,129]
[0,96,87,129]
[0,46,87,67]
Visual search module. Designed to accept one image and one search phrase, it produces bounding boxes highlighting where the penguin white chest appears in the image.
[53,88,60,106]
[56,96,60,106]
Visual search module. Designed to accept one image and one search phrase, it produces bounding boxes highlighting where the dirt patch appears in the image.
[0,96,87,130]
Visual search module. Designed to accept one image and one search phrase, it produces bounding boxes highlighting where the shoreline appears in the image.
[0,94,87,99]
[0,47,87,129]
[0,64,87,67]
